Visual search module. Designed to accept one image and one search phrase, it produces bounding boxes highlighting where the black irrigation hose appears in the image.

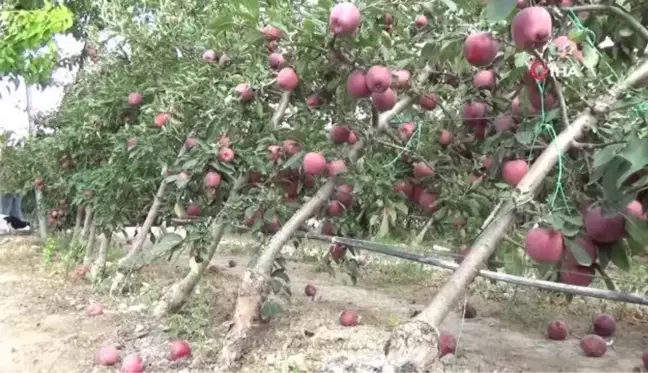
[285,229,648,306]
[157,222,648,306]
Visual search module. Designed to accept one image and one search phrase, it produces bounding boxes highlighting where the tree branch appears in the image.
[272,91,291,128]
[553,79,570,128]
[567,5,648,42]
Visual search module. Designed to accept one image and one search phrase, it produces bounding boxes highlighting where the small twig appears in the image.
[435,101,456,122]
[376,138,410,153]
[571,140,624,149]
[503,236,525,250]
[383,128,401,143]
[327,35,361,68]
[553,79,570,128]
[371,106,379,128]
[560,80,596,111]
[375,137,436,171]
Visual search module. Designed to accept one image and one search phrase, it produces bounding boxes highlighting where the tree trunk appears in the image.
[154,177,247,317]
[381,60,648,373]
[80,206,92,241]
[216,66,433,368]
[34,189,48,239]
[217,149,369,369]
[90,229,112,283]
[82,224,97,267]
[153,223,227,317]
[71,207,84,242]
[110,143,190,295]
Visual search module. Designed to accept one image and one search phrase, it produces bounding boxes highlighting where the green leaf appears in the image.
[378,209,390,237]
[514,52,531,68]
[515,130,534,145]
[421,42,437,62]
[281,150,304,170]
[598,245,611,268]
[581,44,600,71]
[626,235,644,255]
[616,136,648,188]
[271,268,290,283]
[567,29,586,43]
[553,211,582,227]
[181,158,199,171]
[625,216,648,245]
[438,0,458,11]
[485,0,516,22]
[151,232,184,253]
[392,201,408,215]
[561,225,581,237]
[592,144,623,169]
[609,242,630,271]
[173,202,186,218]
[593,264,616,290]
[564,238,593,266]
[260,300,282,321]
[504,251,525,276]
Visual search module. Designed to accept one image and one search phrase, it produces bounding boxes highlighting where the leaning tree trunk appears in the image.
[89,229,112,283]
[380,60,648,373]
[153,223,227,317]
[153,177,246,317]
[82,224,97,267]
[216,66,432,369]
[110,141,191,295]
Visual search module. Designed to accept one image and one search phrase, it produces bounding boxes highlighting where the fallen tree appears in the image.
[379,60,648,373]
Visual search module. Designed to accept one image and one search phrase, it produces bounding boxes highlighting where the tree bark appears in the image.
[381,60,648,373]
[80,206,92,241]
[71,207,84,242]
[110,142,190,295]
[82,224,97,267]
[216,181,338,369]
[153,223,227,317]
[34,189,48,240]
[153,177,246,317]
[90,229,112,283]
[216,65,433,370]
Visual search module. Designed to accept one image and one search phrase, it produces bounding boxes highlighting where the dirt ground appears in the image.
[1,234,648,373]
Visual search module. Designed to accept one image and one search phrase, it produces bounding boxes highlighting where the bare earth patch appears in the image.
[0,235,646,372]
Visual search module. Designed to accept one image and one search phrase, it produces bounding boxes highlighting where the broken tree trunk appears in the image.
[153,223,227,317]
[82,223,97,267]
[153,177,247,317]
[216,65,432,370]
[90,229,112,283]
[381,61,648,373]
[110,142,190,294]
